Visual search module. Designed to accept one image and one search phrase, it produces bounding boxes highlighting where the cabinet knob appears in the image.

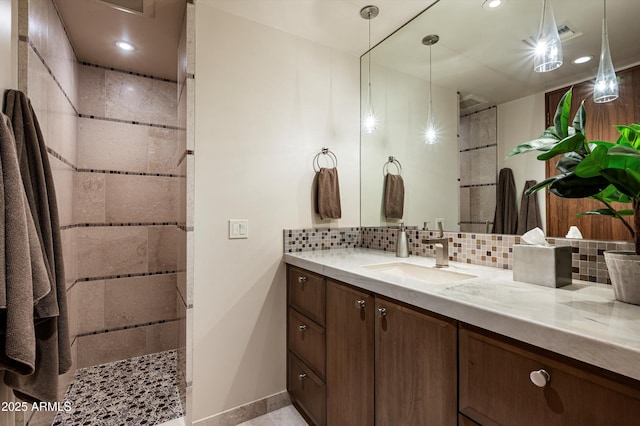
[298,373,307,381]
[378,307,387,318]
[530,369,551,387]
[298,324,307,331]
[297,276,307,283]
[355,299,366,309]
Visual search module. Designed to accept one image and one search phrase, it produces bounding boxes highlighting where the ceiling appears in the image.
[54,0,435,81]
[370,0,640,113]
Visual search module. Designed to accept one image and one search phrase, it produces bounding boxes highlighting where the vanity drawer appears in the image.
[288,308,325,379]
[459,325,640,426]
[288,266,326,326]
[289,352,326,426]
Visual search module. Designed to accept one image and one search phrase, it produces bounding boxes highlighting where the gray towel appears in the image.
[517,180,543,235]
[384,174,404,219]
[315,167,342,220]
[0,113,51,377]
[3,90,71,402]
[492,168,518,234]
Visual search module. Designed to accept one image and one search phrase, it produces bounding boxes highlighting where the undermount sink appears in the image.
[364,262,476,285]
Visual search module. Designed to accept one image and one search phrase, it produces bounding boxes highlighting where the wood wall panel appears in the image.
[544,65,640,240]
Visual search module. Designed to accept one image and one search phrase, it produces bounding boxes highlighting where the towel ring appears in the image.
[313,147,338,172]
[383,156,402,176]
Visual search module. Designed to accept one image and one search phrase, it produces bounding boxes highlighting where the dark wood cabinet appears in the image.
[459,324,640,426]
[287,264,640,426]
[375,296,457,426]
[289,266,326,326]
[287,266,327,425]
[289,353,326,426]
[326,280,375,426]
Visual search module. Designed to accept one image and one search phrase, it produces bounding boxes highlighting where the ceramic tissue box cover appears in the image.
[513,245,572,288]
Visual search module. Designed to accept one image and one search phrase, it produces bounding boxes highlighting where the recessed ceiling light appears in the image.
[115,41,135,52]
[573,56,593,64]
[482,0,505,10]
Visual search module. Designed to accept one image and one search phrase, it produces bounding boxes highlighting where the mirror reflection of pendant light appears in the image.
[361,5,379,134]
[422,34,439,144]
[534,0,562,72]
[594,0,618,103]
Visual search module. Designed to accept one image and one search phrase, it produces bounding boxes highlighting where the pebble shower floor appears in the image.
[52,350,183,426]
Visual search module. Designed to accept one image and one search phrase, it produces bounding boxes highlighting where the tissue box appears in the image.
[512,245,572,288]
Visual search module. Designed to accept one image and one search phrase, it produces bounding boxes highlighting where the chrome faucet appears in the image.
[423,221,448,267]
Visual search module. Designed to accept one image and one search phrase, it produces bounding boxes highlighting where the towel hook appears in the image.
[313,147,338,172]
[383,156,402,176]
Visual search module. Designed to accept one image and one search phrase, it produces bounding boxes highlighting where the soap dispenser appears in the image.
[396,223,409,258]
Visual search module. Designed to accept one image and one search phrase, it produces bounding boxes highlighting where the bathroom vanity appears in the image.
[285,249,640,425]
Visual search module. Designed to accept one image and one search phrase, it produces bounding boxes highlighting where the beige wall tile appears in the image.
[145,320,179,354]
[49,155,74,227]
[77,118,149,171]
[105,174,179,223]
[78,64,105,117]
[57,340,77,398]
[61,228,77,289]
[76,227,148,278]
[75,172,105,223]
[104,274,177,329]
[148,226,179,272]
[148,127,181,174]
[74,280,106,335]
[104,70,178,126]
[65,278,79,341]
[77,118,180,175]
[76,327,146,368]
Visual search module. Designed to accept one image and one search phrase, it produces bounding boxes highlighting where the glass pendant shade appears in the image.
[425,112,437,145]
[363,101,377,133]
[534,0,563,73]
[594,17,618,103]
[361,5,379,133]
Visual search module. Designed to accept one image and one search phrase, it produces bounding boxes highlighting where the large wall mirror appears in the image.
[360,0,640,240]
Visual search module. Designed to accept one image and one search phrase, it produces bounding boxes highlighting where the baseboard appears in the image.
[194,390,290,426]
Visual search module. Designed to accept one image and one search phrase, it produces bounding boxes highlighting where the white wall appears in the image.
[361,61,459,229]
[193,5,360,421]
[0,0,16,91]
[497,92,547,231]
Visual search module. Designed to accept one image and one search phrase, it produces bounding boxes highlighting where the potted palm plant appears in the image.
[507,88,640,305]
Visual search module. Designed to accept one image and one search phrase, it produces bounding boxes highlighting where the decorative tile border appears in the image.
[75,318,180,339]
[80,61,178,83]
[20,35,79,114]
[76,269,184,283]
[283,228,360,252]
[78,113,185,131]
[284,226,635,285]
[77,167,185,178]
[459,143,497,153]
[62,222,181,230]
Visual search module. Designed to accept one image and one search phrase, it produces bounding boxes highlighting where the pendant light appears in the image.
[594,0,618,103]
[361,5,379,134]
[422,34,439,144]
[534,0,562,72]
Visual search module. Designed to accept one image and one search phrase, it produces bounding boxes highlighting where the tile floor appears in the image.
[237,405,307,426]
[51,350,183,426]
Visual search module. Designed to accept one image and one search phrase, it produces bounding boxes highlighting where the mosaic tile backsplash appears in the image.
[284,226,635,285]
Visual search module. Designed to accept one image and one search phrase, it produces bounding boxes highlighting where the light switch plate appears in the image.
[229,219,249,239]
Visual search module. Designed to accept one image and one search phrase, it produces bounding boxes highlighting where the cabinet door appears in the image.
[459,325,640,426]
[326,280,375,426]
[288,266,326,326]
[375,296,457,426]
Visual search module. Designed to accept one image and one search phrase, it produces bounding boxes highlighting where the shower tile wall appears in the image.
[18,0,79,407]
[176,4,195,424]
[74,63,181,368]
[459,107,497,233]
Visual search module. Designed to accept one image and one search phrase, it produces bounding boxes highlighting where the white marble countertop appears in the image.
[284,248,640,381]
